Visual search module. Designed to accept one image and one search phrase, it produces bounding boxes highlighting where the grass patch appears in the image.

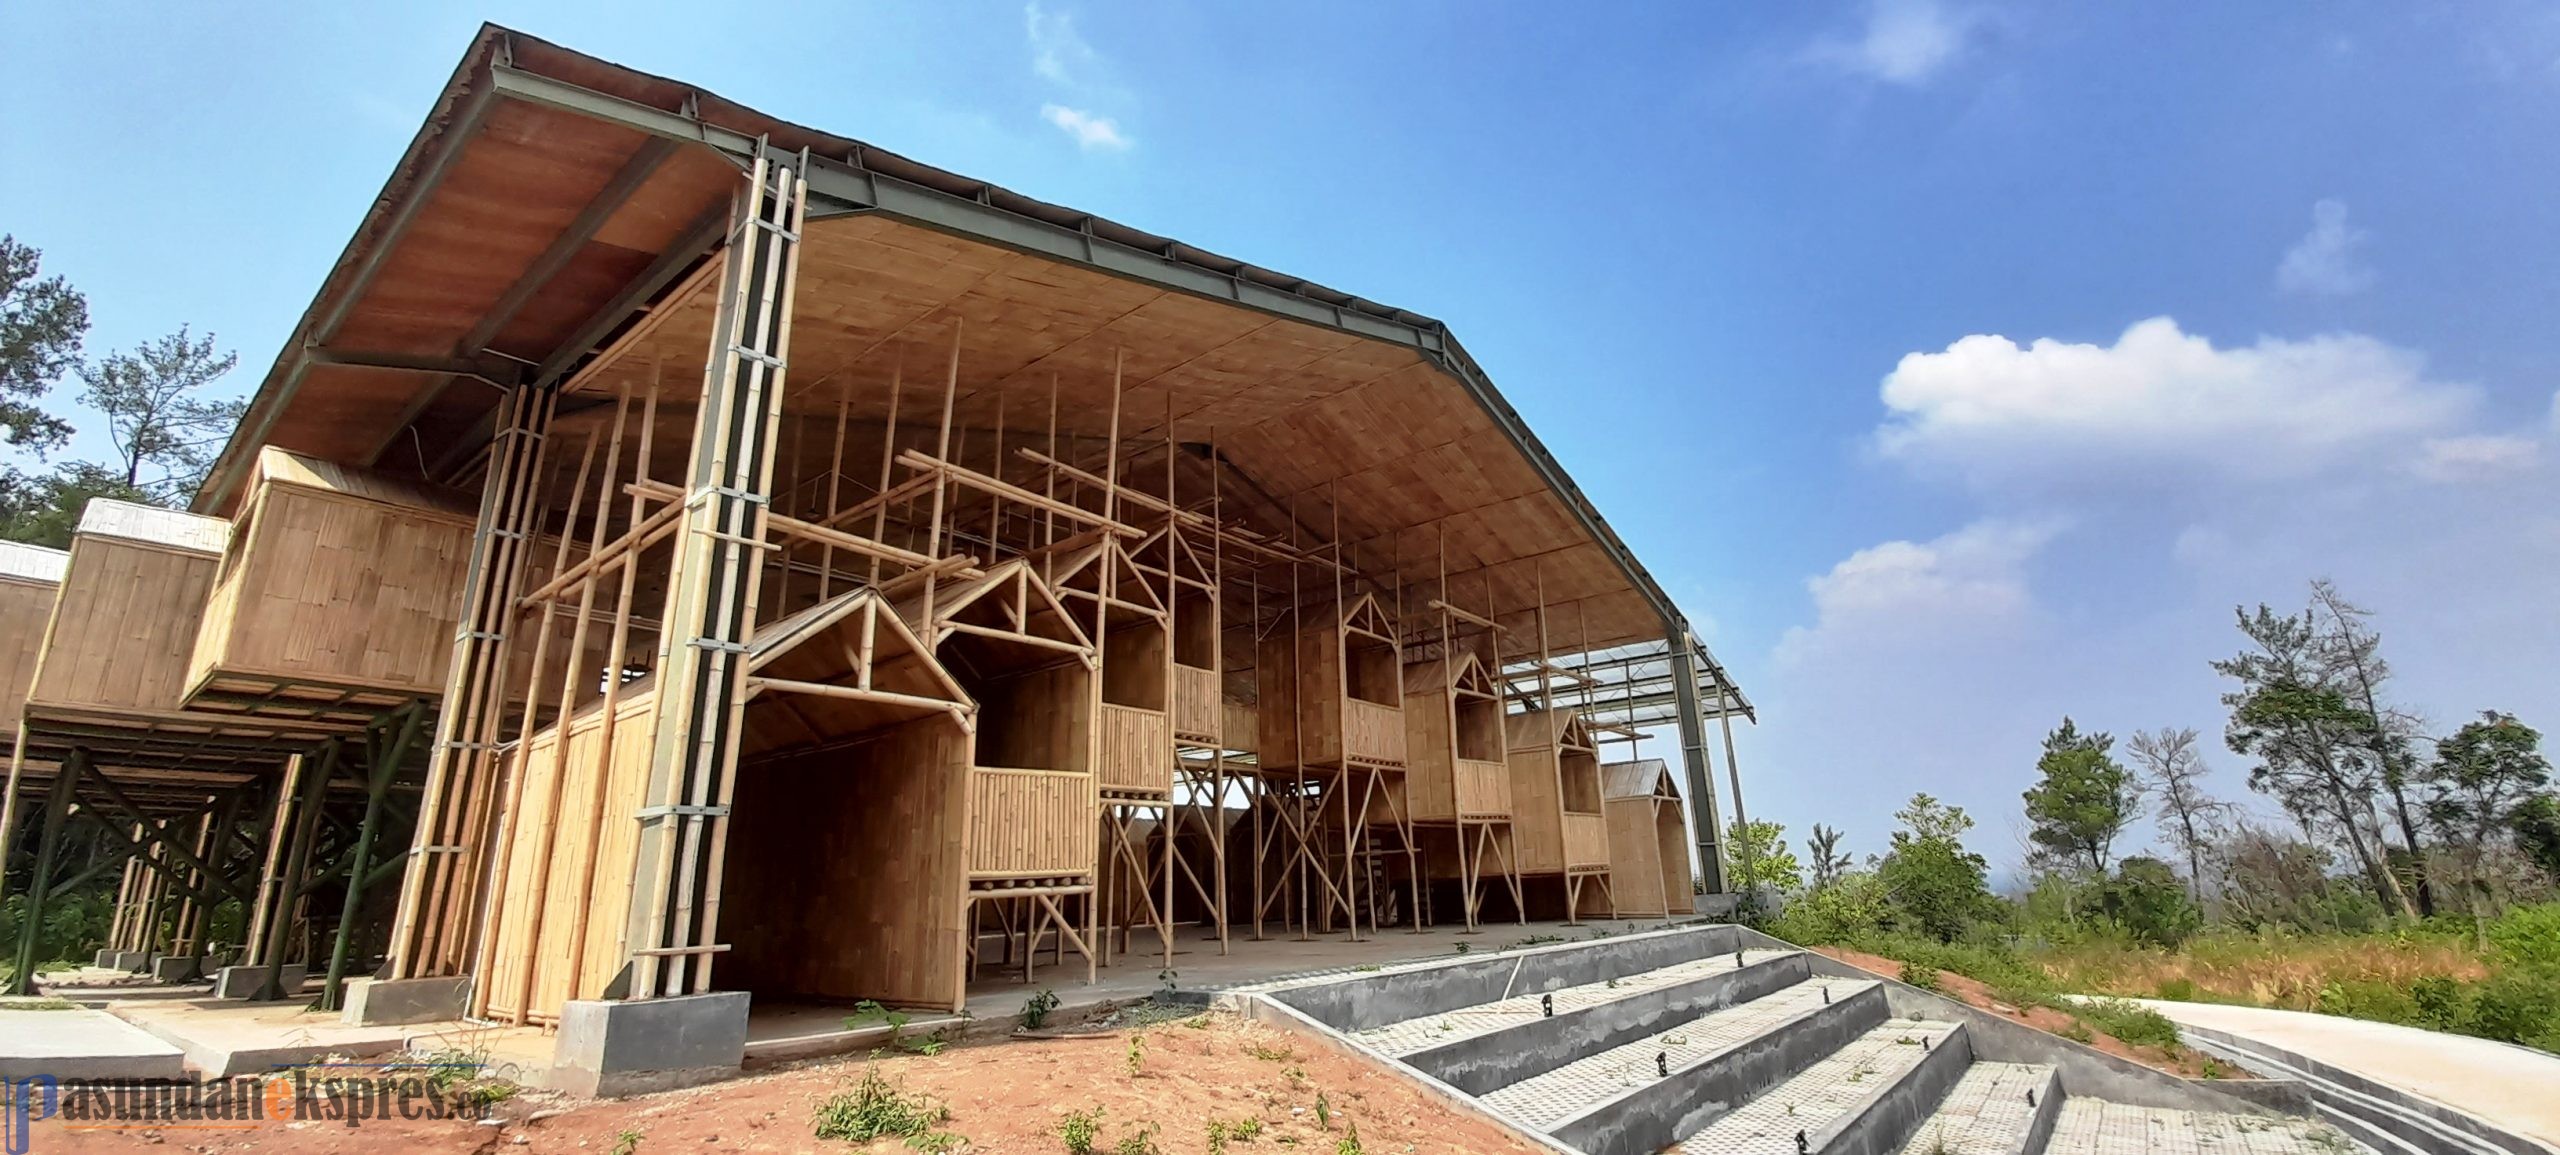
[812,1066,949,1144]
[2073,998,2183,1050]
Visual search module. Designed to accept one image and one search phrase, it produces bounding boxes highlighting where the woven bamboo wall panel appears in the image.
[1344,699,1406,767]
[1563,812,1610,873]
[31,533,220,713]
[188,465,475,701]
[1221,697,1258,754]
[1506,741,1566,875]
[1606,796,1669,917]
[1454,758,1510,820]
[967,768,1092,878]
[1170,664,1219,744]
[722,717,971,1010]
[1399,684,1456,822]
[1096,703,1168,794]
[0,574,62,734]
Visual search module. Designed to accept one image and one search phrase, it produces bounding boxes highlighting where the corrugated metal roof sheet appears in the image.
[78,498,231,555]
[0,539,69,584]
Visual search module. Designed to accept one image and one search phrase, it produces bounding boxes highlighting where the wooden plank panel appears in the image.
[1096,703,1168,794]
[1170,664,1219,744]
[1606,796,1668,917]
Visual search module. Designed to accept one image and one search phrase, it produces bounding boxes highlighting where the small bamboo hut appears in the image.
[1505,706,1613,922]
[1051,535,1176,962]
[26,501,230,724]
[185,447,477,727]
[1252,588,1414,935]
[0,541,69,746]
[1602,758,1694,918]
[892,559,1100,985]
[1396,650,1520,926]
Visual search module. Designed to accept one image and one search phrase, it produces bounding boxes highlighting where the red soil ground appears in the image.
[28,1012,1542,1154]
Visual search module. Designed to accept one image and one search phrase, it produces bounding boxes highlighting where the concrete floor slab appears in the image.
[106,997,428,1077]
[2132,999,2560,1149]
[0,1003,187,1080]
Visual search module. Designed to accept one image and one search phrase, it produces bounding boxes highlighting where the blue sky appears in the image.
[7,1,2558,874]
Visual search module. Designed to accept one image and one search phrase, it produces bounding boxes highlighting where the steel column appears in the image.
[6,750,85,995]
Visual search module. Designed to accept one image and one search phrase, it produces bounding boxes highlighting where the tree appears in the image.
[2214,603,2416,920]
[2310,580,2436,916]
[2091,856,2201,947]
[0,236,88,453]
[0,462,145,548]
[76,326,241,504]
[2023,717,2135,875]
[1876,794,1996,942]
[2126,728,2231,904]
[1726,818,1803,895]
[2511,794,2560,882]
[1807,824,1854,891]
[2425,712,2552,945]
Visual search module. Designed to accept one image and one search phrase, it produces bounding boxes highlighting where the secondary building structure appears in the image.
[0,26,1755,1089]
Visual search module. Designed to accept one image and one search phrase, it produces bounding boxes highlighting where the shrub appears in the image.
[2315,980,2419,1026]
[2410,976,2467,1029]
[2074,998,2182,1050]
[2153,977,2197,1002]
[1899,962,1942,991]
[1022,988,1062,1031]
[2464,971,2560,1046]
[813,1067,949,1144]
[2488,903,2560,975]
[1058,1106,1104,1154]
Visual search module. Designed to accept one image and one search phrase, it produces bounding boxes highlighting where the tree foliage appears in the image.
[2022,717,2135,875]
[0,235,87,452]
[0,462,145,549]
[2426,712,2553,944]
[76,325,242,503]
[1807,823,1853,891]
[1726,818,1802,895]
[1876,794,1997,942]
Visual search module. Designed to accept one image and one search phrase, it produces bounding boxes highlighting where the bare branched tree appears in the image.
[2126,727,2233,905]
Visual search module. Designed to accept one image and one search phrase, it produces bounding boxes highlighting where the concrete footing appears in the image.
[150,955,201,983]
[553,991,751,1098]
[103,949,151,972]
[212,964,306,1000]
[339,976,472,1026]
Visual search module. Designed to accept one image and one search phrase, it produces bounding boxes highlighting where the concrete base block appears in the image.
[150,955,201,983]
[212,964,306,1000]
[339,976,471,1026]
[553,991,750,1098]
[105,950,151,972]
[92,949,116,969]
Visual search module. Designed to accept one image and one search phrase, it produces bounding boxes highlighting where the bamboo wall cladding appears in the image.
[722,716,972,1010]
[481,690,656,1023]
[0,542,68,737]
[1098,703,1169,794]
[1455,759,1509,819]
[187,448,476,714]
[969,768,1088,878]
[1605,793,1669,917]
[1171,664,1219,745]
[1344,700,1407,767]
[1256,592,1407,771]
[29,500,227,715]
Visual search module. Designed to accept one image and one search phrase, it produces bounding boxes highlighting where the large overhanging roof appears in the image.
[198,24,1739,668]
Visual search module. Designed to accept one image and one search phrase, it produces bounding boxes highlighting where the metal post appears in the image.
[321,704,426,1011]
[1666,630,1727,896]
[7,750,85,995]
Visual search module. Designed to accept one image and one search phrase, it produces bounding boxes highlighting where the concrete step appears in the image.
[2180,1028,2524,1155]
[1354,948,1801,1060]
[1893,1062,2059,1155]
[1395,949,1814,1096]
[1673,1019,1971,1155]
[1502,978,1891,1155]
[2045,1099,2358,1155]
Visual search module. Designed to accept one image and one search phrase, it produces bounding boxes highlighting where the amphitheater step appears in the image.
[2044,1099,2358,1155]
[1894,1062,2060,1155]
[1672,1019,1970,1155]
[1501,977,1891,1155]
[1353,947,1803,1061]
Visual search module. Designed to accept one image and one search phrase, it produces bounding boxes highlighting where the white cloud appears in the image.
[2410,434,2540,482]
[1875,316,2474,489]
[1025,2,1098,87]
[1040,104,1130,151]
[1776,517,2062,665]
[1815,0,1979,85]
[2277,199,2376,296]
